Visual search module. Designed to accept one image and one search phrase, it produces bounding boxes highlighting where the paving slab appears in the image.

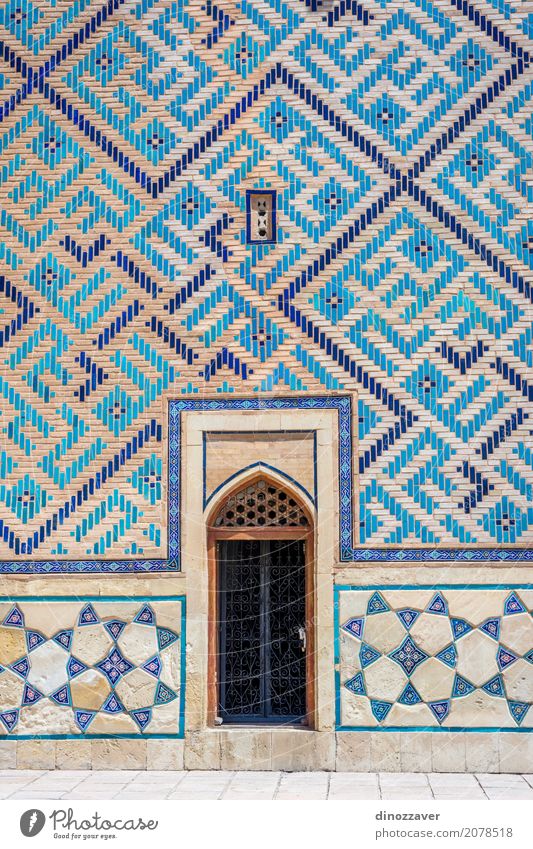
[380,786,434,795]
[10,788,66,796]
[380,774,430,786]
[0,770,529,800]
[476,774,529,784]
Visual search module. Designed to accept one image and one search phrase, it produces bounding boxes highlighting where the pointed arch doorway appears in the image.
[207,473,315,726]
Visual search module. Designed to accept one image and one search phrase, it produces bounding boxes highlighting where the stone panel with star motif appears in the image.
[338,587,533,729]
[0,598,184,737]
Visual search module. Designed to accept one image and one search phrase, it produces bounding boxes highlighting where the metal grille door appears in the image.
[218,539,306,723]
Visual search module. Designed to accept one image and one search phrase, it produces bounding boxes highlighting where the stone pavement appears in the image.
[0,771,532,800]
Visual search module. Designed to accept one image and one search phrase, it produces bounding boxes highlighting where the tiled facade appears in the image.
[0,0,532,769]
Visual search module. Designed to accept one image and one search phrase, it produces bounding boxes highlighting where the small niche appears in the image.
[246,190,276,244]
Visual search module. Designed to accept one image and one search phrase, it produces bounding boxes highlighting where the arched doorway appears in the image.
[207,474,315,726]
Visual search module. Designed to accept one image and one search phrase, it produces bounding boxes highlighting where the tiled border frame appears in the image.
[0,595,186,740]
[1,394,533,572]
[179,398,342,732]
[334,584,533,733]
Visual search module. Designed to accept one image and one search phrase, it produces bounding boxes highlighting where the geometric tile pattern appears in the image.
[336,586,533,729]
[0,0,532,565]
[0,597,185,737]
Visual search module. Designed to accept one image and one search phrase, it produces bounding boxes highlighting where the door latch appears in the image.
[298,626,307,653]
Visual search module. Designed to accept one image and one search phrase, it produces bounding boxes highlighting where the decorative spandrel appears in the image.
[213,479,309,528]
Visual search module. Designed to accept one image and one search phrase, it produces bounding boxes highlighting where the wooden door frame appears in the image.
[206,494,316,728]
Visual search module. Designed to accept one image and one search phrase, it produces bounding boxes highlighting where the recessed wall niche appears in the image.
[246,189,277,244]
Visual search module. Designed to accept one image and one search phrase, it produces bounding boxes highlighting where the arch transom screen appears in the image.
[212,479,309,528]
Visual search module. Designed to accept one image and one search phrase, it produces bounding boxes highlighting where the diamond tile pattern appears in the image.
[96,647,134,685]
[389,635,429,675]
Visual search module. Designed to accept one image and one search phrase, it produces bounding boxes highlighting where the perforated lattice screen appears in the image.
[213,480,309,528]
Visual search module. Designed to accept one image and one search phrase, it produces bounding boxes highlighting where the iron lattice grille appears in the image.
[213,479,309,528]
[218,539,306,722]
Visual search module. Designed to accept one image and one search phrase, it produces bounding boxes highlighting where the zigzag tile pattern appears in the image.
[0,0,532,558]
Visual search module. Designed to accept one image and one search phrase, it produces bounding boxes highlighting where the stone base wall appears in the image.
[0,575,531,772]
[1,730,531,773]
